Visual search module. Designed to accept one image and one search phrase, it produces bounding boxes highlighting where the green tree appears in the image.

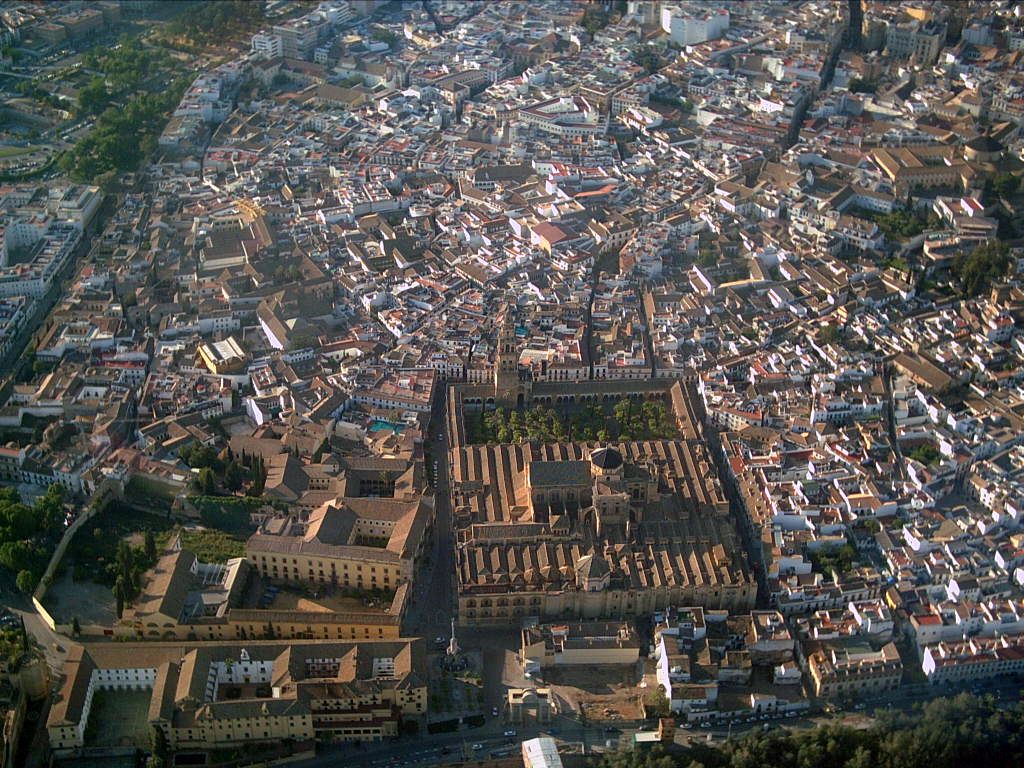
[848,77,877,94]
[197,467,217,495]
[158,0,265,48]
[62,81,190,183]
[613,398,633,430]
[993,173,1020,199]
[115,541,131,583]
[94,169,118,194]
[696,249,718,267]
[817,324,842,345]
[246,456,266,496]
[114,575,126,618]
[810,543,858,575]
[151,724,169,767]
[953,240,1011,297]
[644,687,670,717]
[78,76,109,116]
[0,540,39,576]
[15,569,34,594]
[144,529,157,563]
[875,209,926,240]
[371,28,398,46]
[223,460,243,493]
[0,499,36,541]
[582,5,610,35]
[37,484,65,533]
[908,444,940,466]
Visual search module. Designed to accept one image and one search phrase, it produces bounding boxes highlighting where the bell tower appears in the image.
[494,312,525,406]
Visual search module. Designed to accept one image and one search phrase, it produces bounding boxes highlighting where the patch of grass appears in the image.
[908,443,940,466]
[852,207,936,241]
[159,527,246,563]
[0,146,38,159]
[124,475,176,511]
[809,542,858,575]
[188,495,259,536]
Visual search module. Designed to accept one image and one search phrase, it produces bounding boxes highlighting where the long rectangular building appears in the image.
[48,639,427,756]
[117,545,408,643]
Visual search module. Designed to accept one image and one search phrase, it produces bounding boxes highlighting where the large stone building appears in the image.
[884,17,945,65]
[447,364,755,626]
[246,455,433,593]
[117,545,408,642]
[47,639,427,756]
[804,639,902,699]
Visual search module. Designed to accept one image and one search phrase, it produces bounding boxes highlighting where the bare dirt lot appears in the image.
[269,590,374,614]
[43,569,115,627]
[542,662,645,721]
[240,575,393,617]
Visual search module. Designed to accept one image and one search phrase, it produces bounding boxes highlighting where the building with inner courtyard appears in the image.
[445,324,755,626]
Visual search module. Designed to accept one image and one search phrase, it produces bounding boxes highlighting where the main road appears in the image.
[289,719,625,768]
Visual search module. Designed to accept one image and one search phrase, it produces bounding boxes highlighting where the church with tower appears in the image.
[443,325,756,625]
[493,310,531,409]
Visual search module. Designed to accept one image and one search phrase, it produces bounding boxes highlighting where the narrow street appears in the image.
[882,362,908,481]
[637,279,657,378]
[404,386,455,637]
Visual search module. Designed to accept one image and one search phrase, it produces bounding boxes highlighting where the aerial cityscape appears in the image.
[1,1,1024,767]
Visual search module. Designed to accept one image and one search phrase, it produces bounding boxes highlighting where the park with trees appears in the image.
[952,240,1012,298]
[0,485,66,594]
[596,693,1024,768]
[468,397,679,444]
[59,84,189,184]
[151,0,266,51]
